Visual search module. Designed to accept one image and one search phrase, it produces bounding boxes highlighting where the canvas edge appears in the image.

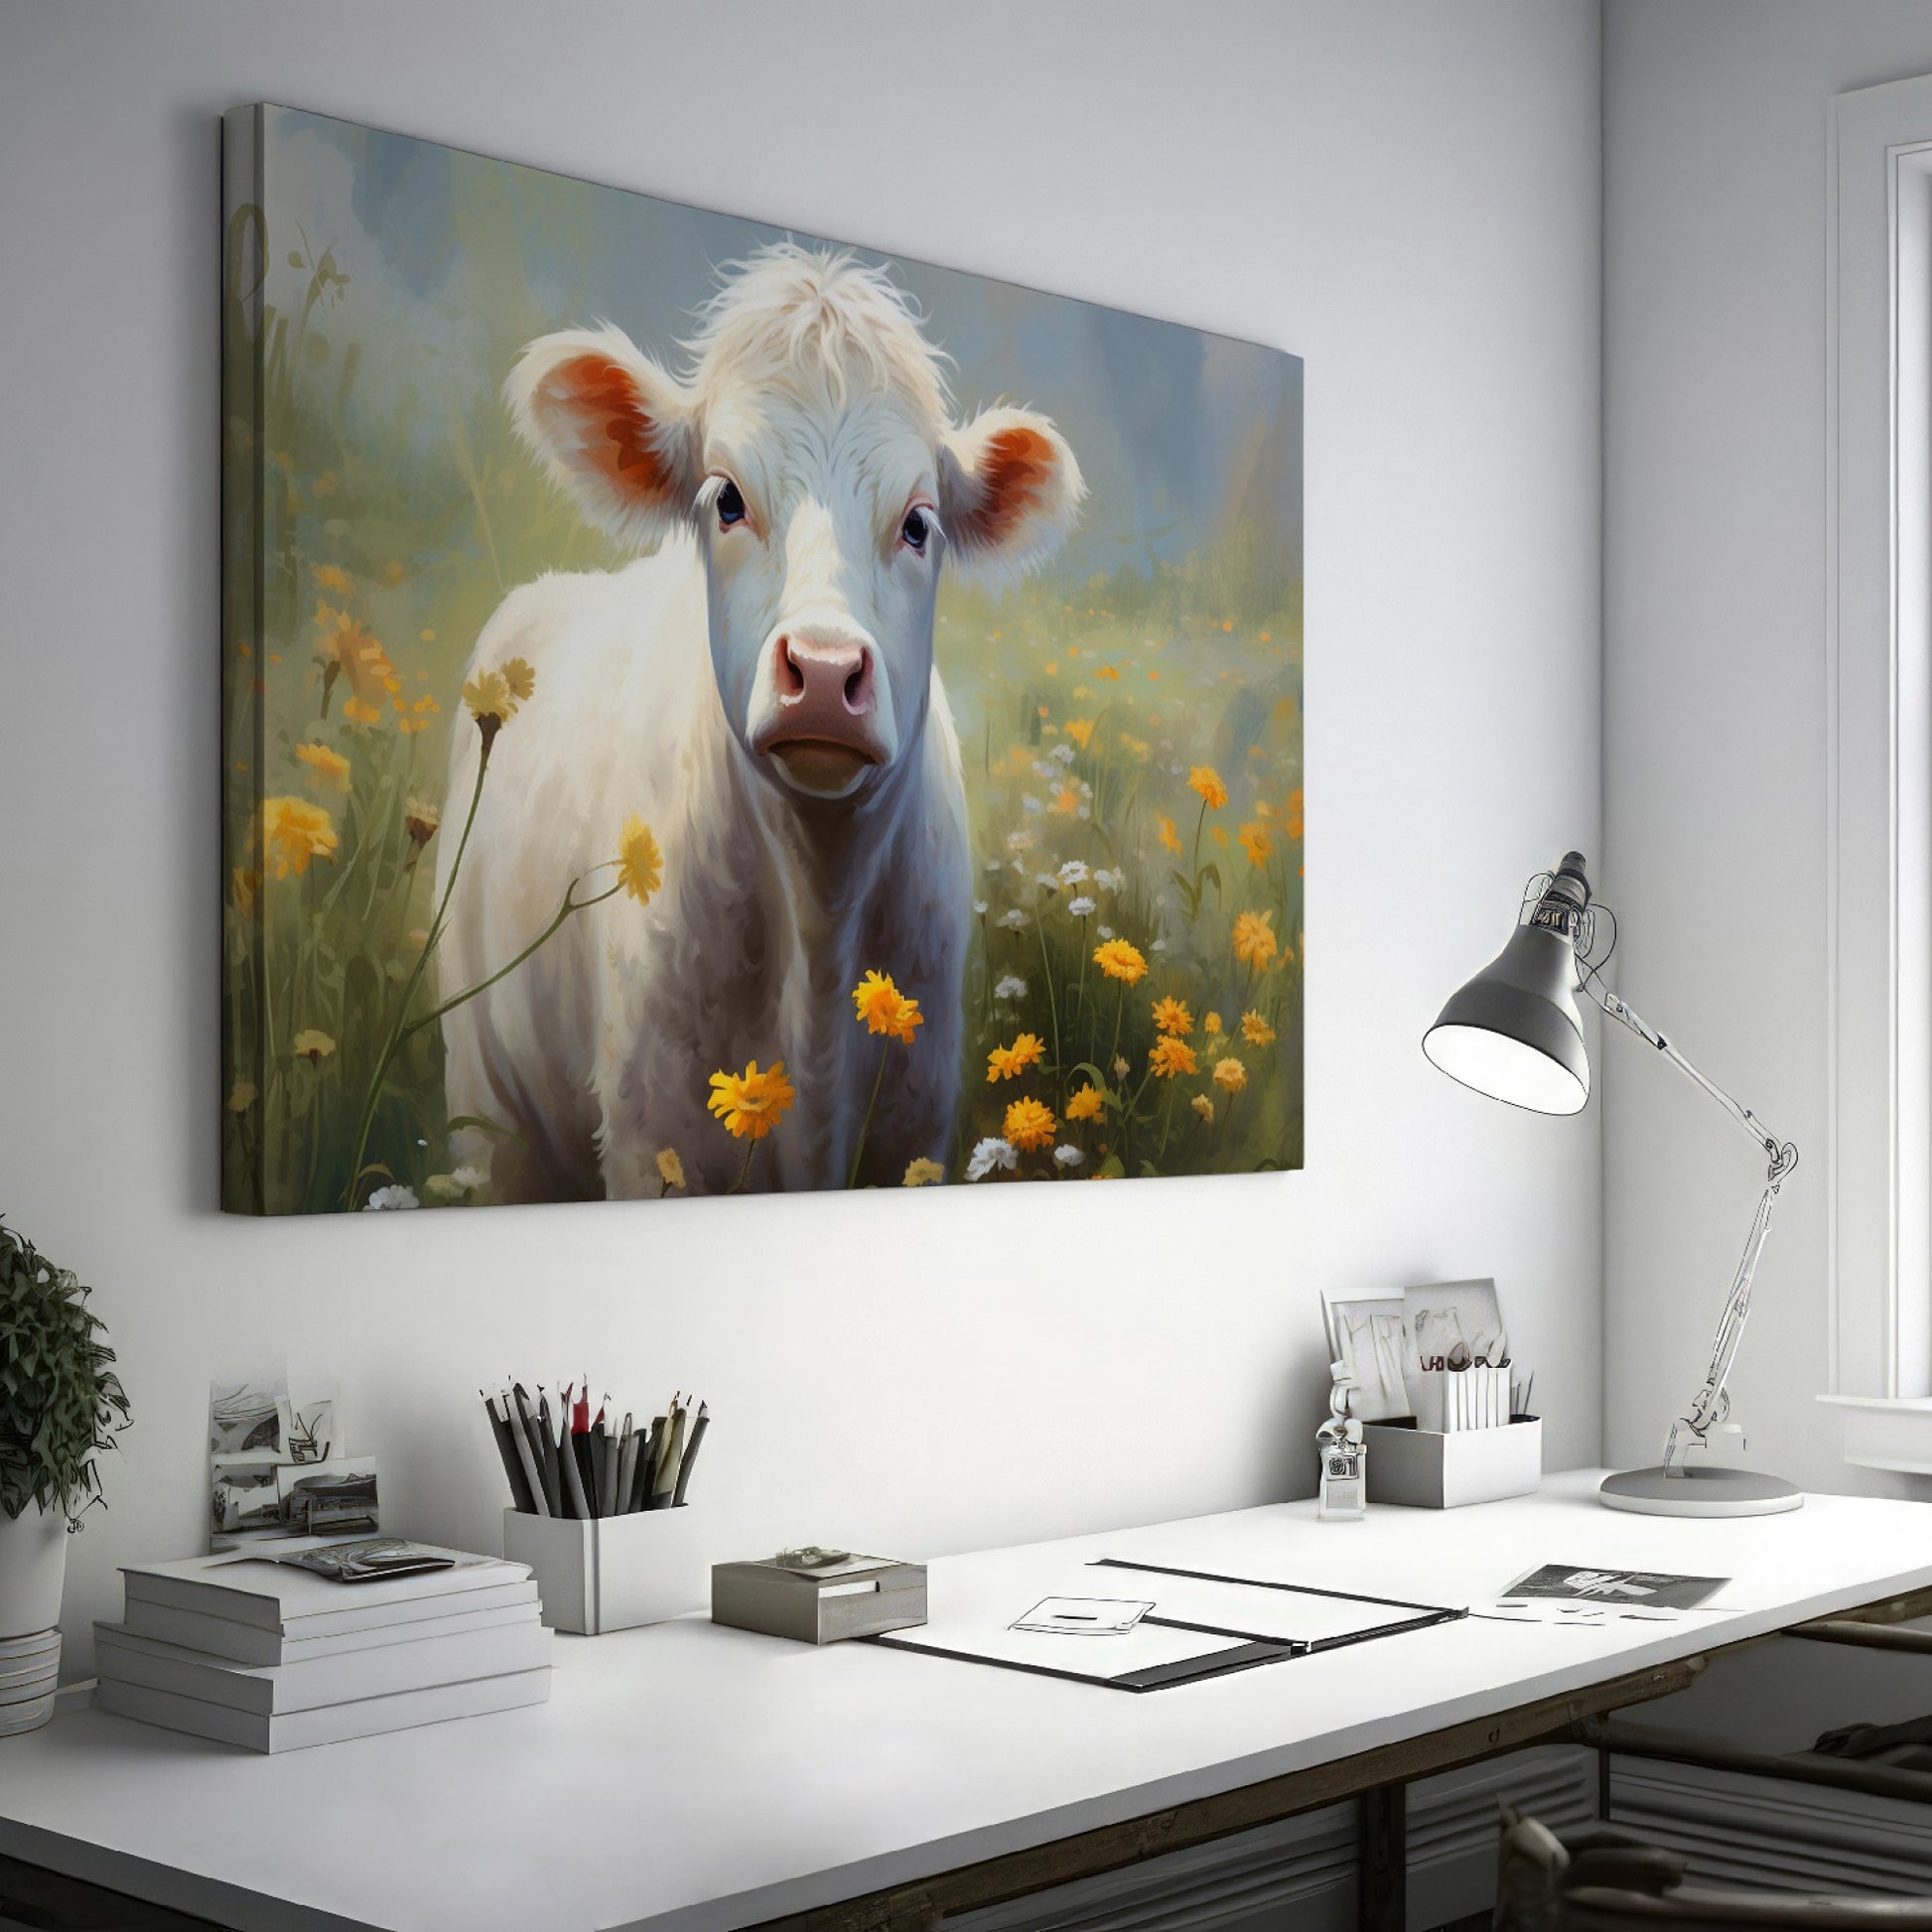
[220,104,269,1214]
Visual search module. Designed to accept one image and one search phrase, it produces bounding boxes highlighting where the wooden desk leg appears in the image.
[1358,1783,1406,1932]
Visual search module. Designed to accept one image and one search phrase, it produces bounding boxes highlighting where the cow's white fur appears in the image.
[439,244,1081,1198]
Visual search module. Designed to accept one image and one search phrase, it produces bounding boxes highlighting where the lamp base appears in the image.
[1598,1464,1804,1517]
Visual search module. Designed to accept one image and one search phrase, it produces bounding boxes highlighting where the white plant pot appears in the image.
[0,1502,68,1639]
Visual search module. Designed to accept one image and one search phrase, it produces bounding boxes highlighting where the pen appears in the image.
[558,1383,593,1521]
[650,1401,686,1510]
[484,1391,538,1514]
[671,1404,709,1507]
[535,1392,564,1516]
[509,1385,552,1518]
[616,1415,639,1518]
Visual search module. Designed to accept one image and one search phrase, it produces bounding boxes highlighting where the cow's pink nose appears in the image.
[774,633,876,724]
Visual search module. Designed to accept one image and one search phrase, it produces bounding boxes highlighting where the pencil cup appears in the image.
[502,1506,710,1635]
[1359,1416,1542,1508]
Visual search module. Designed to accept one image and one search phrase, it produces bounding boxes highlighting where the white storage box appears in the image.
[501,1507,708,1635]
[1361,1417,1542,1508]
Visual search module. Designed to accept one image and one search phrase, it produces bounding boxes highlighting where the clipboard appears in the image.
[868,1557,1464,1692]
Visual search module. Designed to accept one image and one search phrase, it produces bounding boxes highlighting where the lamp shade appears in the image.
[1422,922,1589,1115]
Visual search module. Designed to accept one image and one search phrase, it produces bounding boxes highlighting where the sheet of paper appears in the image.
[1103,1567,1442,1647]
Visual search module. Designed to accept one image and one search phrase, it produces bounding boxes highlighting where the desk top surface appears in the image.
[2,1471,1929,1932]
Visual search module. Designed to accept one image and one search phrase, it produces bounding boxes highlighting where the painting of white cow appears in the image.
[220,104,1304,1213]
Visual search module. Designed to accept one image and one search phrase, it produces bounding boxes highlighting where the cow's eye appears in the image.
[900,507,930,553]
[717,480,747,529]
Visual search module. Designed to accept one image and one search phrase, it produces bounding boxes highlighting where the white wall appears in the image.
[0,0,1603,1672]
[1602,0,1932,1491]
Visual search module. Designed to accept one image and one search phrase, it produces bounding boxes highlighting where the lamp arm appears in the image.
[1577,979,1800,1469]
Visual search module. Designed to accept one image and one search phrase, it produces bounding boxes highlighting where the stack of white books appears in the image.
[92,1539,551,1752]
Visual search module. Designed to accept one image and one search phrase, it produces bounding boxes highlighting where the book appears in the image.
[94,1618,552,1716]
[119,1543,528,1632]
[93,1666,552,1753]
[119,1587,540,1666]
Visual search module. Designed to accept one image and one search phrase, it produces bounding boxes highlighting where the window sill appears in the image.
[1816,1394,1932,1473]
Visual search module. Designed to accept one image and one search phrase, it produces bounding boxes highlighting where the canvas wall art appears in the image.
[221,104,1304,1213]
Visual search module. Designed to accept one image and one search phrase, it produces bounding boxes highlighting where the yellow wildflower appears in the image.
[384,559,408,586]
[1191,1093,1215,1125]
[656,1147,685,1189]
[1204,1011,1223,1036]
[1093,938,1148,985]
[292,1030,335,1063]
[902,1158,945,1187]
[1286,786,1306,843]
[227,1080,257,1113]
[342,695,384,728]
[1242,1009,1278,1047]
[310,562,352,596]
[294,741,351,791]
[852,970,923,1044]
[1212,824,1229,848]
[1052,785,1079,815]
[1095,664,1121,682]
[1151,996,1193,1037]
[1232,909,1280,971]
[315,609,395,704]
[404,797,440,848]
[1004,1095,1056,1152]
[1063,718,1095,750]
[1149,1035,1197,1079]
[500,656,537,704]
[1157,815,1182,856]
[1065,1084,1105,1123]
[1212,1056,1248,1093]
[706,1060,796,1141]
[231,866,260,915]
[260,797,339,879]
[1239,821,1273,867]
[463,669,514,726]
[986,1032,1046,1081]
[619,816,663,904]
[1188,765,1228,809]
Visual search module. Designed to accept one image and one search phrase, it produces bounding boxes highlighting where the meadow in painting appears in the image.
[221,106,1303,1213]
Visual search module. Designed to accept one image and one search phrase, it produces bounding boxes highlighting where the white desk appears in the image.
[2,1471,1930,1932]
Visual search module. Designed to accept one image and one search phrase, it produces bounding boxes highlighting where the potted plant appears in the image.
[0,1217,131,1640]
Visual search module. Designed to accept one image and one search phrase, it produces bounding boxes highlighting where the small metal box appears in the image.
[710,1554,927,1645]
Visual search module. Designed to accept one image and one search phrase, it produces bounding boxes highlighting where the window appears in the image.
[1826,73,1932,1456]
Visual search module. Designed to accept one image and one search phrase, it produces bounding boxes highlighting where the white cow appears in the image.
[438,244,1083,1198]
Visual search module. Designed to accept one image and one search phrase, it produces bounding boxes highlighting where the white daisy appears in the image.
[1098,924,1114,940]
[365,1184,420,1211]
[1006,829,1036,856]
[1095,867,1125,893]
[1067,896,1096,917]
[995,975,1029,1001]
[998,909,1031,931]
[966,1137,1019,1181]
[1049,743,1077,765]
[1057,859,1089,886]
[1022,794,1043,815]
[1053,1145,1085,1169]
[1035,873,1059,894]
[973,898,989,916]
[451,1164,488,1191]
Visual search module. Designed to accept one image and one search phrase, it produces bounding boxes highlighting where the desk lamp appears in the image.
[1422,851,1802,1517]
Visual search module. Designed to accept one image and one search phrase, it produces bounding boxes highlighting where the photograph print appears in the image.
[222,105,1304,1212]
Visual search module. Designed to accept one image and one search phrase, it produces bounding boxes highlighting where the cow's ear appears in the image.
[507,325,699,549]
[938,406,1084,584]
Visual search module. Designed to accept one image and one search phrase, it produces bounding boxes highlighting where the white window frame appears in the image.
[1823,72,1932,1463]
